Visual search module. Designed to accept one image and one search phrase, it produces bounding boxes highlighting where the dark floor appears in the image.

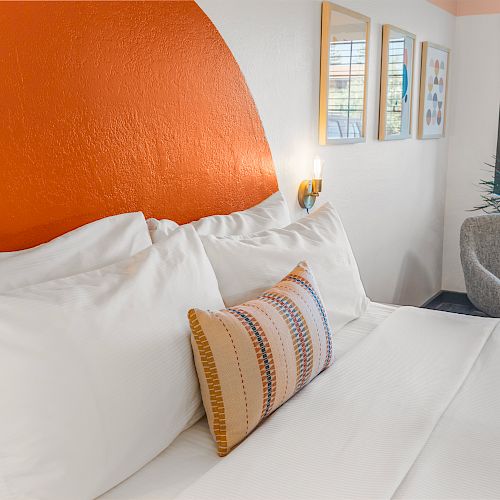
[422,291,490,317]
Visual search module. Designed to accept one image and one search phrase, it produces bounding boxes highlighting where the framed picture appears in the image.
[378,25,416,141]
[319,2,371,144]
[418,42,450,139]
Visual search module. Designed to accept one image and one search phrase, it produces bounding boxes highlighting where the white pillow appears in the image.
[0,212,152,293]
[192,191,290,236]
[201,202,369,331]
[0,226,224,500]
[147,191,291,243]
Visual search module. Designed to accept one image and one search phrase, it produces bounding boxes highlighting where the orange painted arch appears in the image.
[0,1,277,251]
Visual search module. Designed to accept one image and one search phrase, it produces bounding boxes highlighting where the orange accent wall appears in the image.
[0,1,277,251]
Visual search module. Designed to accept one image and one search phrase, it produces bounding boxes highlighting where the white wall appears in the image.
[442,14,500,292]
[197,0,456,305]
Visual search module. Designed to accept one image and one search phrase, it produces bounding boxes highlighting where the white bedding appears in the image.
[394,314,500,499]
[177,307,500,500]
[101,302,397,499]
[102,304,500,500]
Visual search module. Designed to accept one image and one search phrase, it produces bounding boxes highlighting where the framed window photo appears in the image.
[378,25,416,141]
[418,42,450,139]
[319,2,370,145]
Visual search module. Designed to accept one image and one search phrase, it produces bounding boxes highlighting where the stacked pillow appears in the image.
[147,191,291,242]
[191,191,291,236]
[0,197,292,497]
[0,212,152,292]
[0,195,370,495]
[187,201,369,455]
[200,202,369,332]
[0,226,224,499]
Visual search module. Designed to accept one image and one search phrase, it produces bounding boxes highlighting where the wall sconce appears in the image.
[298,156,323,212]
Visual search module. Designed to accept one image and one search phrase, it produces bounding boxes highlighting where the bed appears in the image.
[2,191,499,500]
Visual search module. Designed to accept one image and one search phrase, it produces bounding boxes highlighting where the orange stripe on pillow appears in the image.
[188,309,228,456]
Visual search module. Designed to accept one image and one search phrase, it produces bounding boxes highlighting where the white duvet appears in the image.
[176,307,500,500]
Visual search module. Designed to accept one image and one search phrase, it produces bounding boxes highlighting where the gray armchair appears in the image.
[460,214,500,317]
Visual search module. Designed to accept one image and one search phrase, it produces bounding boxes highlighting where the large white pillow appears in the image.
[201,202,369,331]
[0,212,152,293]
[0,226,224,500]
[147,191,291,242]
[192,191,291,236]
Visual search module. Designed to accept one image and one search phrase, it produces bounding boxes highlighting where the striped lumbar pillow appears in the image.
[188,261,334,456]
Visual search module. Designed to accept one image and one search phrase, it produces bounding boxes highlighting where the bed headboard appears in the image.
[0,1,277,251]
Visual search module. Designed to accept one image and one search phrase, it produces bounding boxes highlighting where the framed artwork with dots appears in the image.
[418,42,450,139]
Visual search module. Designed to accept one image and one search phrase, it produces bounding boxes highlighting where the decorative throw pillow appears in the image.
[189,261,334,456]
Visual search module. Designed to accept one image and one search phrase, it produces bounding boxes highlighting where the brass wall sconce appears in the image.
[298,156,323,212]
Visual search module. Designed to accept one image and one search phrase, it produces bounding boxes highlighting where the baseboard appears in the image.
[421,289,445,308]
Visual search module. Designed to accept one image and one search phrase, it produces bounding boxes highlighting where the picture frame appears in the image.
[378,25,416,141]
[319,2,371,145]
[418,42,450,139]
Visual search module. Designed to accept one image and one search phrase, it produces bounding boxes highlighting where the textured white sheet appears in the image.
[100,302,396,499]
[394,320,500,499]
[334,301,397,358]
[177,307,499,500]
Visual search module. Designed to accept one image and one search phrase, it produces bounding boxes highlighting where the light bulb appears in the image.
[313,156,322,179]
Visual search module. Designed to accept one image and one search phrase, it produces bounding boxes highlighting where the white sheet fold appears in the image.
[394,320,500,499]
